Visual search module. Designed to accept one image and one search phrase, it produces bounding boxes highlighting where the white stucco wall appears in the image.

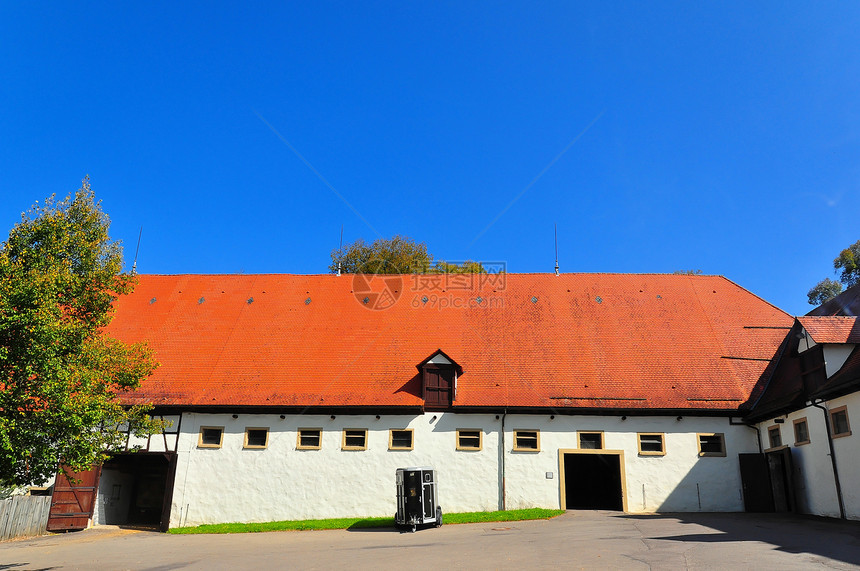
[503,415,756,513]
[796,337,855,378]
[163,412,757,527]
[169,412,500,527]
[125,415,181,453]
[824,345,855,378]
[830,391,860,519]
[755,390,860,520]
[798,331,816,352]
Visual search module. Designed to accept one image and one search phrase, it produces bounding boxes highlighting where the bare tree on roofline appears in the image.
[329,235,486,274]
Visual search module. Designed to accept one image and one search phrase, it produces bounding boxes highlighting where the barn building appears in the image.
[45,273,860,530]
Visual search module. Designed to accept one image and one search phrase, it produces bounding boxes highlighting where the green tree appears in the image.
[329,235,486,274]
[807,240,860,306]
[807,278,844,306]
[0,178,159,486]
[834,240,860,288]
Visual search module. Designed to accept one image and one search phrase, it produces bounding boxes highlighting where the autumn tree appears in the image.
[0,178,159,487]
[329,235,486,274]
[807,240,860,305]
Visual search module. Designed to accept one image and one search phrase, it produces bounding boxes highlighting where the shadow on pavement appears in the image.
[616,512,860,566]
[345,519,397,533]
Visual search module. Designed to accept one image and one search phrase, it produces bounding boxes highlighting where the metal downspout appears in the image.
[750,424,763,454]
[730,417,763,453]
[499,410,507,511]
[811,401,846,519]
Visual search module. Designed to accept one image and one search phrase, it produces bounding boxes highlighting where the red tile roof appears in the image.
[797,316,860,344]
[107,273,792,412]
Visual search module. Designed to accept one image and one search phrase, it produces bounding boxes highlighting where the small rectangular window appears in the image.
[198,426,224,449]
[456,429,482,451]
[768,425,782,449]
[389,429,414,450]
[638,433,665,456]
[697,433,726,457]
[830,407,851,437]
[793,418,810,445]
[513,430,540,451]
[578,431,604,450]
[297,428,322,450]
[342,429,368,450]
[244,428,269,449]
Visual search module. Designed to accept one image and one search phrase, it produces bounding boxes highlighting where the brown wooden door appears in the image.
[766,447,796,512]
[159,453,178,532]
[424,368,453,409]
[47,465,101,531]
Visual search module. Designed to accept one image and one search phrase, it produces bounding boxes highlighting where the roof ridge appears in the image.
[717,276,792,318]
[134,272,732,278]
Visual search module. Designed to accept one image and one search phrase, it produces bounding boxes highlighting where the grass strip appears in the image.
[443,508,563,524]
[168,508,564,534]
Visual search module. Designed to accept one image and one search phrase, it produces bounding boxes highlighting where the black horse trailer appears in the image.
[395,467,442,532]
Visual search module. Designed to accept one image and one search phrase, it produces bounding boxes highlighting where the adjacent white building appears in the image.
[747,313,860,520]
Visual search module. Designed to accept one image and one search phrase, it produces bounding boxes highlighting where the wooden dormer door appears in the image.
[424,367,454,409]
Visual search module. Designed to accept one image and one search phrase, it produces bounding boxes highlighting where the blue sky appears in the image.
[2,2,859,316]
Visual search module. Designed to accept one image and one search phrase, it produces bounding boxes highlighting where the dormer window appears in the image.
[417,349,463,411]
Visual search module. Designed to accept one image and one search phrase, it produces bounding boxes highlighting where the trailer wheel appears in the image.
[435,507,443,527]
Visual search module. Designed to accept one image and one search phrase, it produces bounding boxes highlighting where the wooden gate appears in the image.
[46,465,101,531]
[766,447,796,512]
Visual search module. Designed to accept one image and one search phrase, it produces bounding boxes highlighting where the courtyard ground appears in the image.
[2,511,859,570]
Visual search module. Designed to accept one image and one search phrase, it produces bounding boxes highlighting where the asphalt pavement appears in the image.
[2,511,859,570]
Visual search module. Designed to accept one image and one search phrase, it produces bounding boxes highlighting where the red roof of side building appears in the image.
[796,316,860,344]
[106,273,792,412]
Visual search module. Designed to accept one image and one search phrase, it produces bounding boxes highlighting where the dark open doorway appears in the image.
[97,452,177,531]
[562,452,624,510]
[738,449,796,513]
[739,453,775,512]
